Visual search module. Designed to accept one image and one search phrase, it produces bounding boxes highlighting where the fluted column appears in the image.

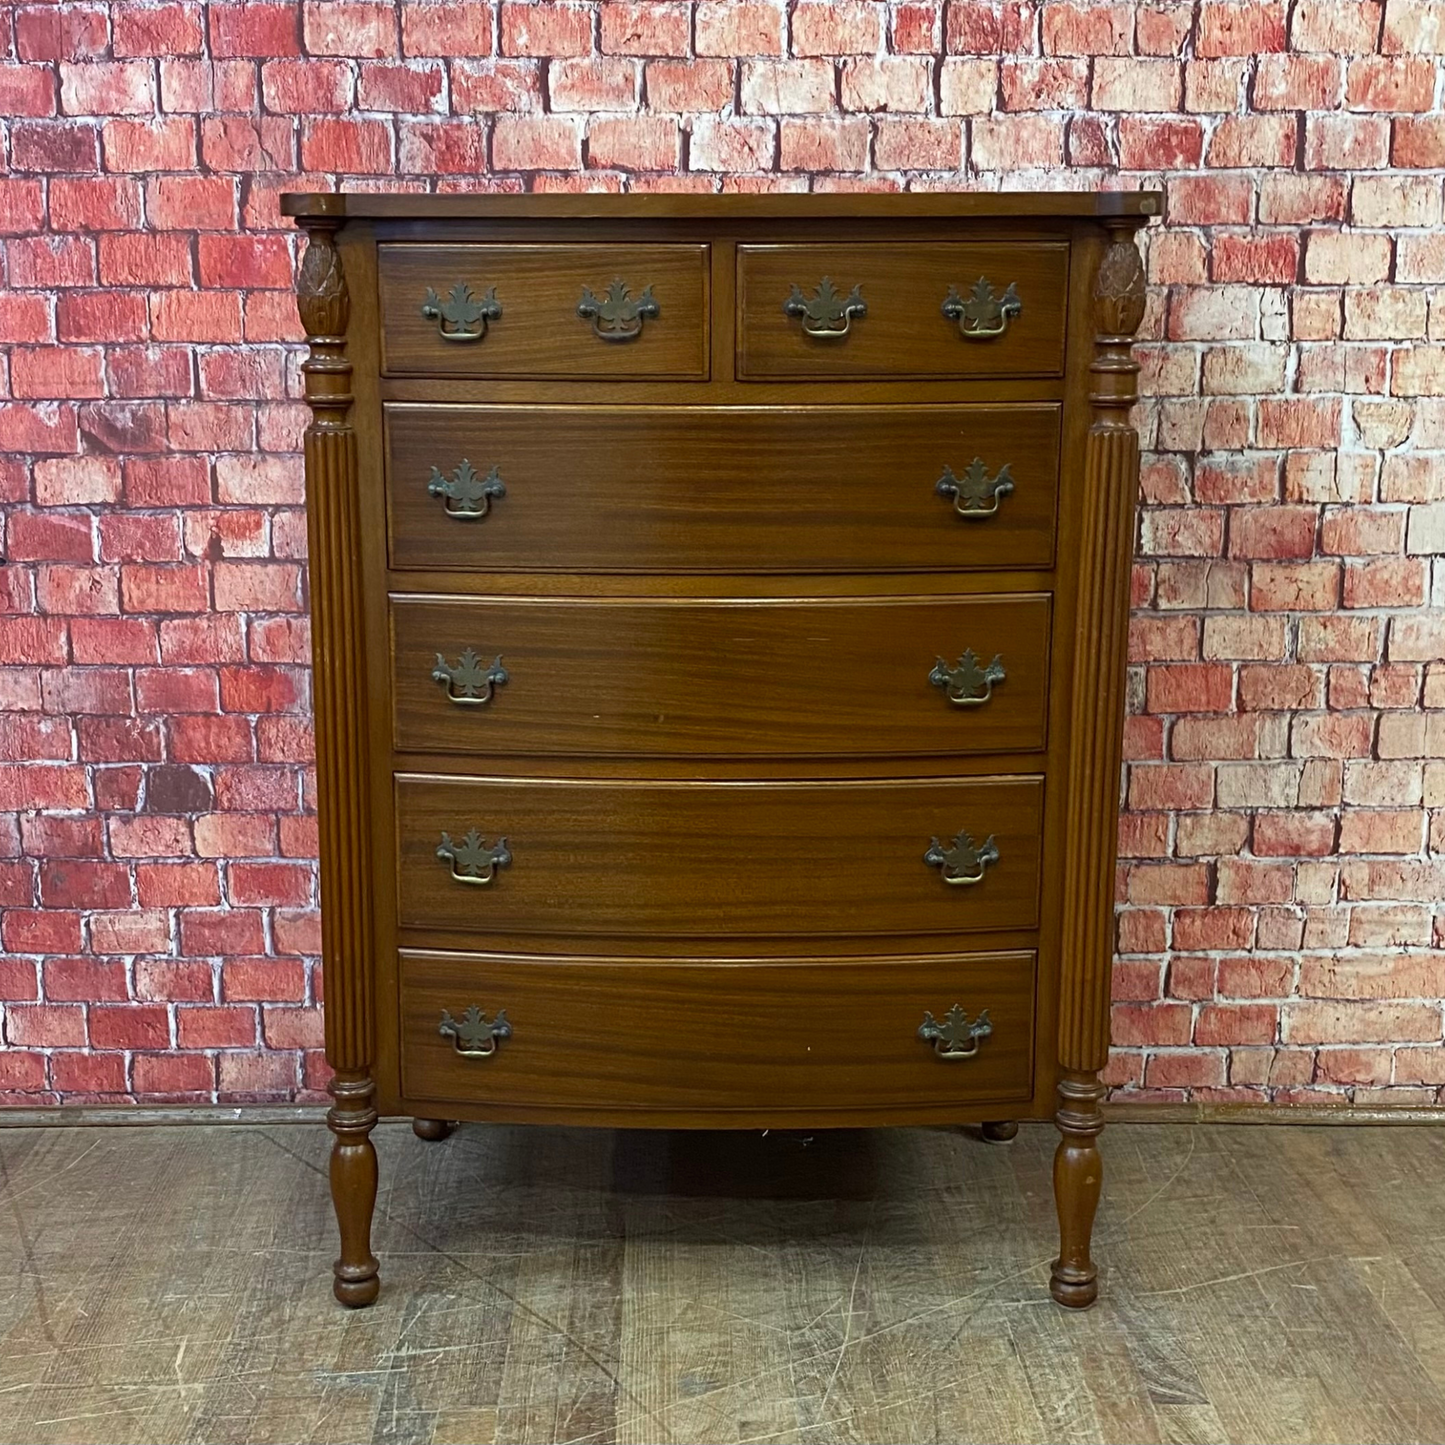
[1052,218,1148,1309]
[295,205,380,1308]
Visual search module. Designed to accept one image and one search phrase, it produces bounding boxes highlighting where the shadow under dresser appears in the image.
[282,189,1159,1310]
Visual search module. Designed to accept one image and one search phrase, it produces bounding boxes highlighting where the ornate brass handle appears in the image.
[433,649,507,706]
[428,459,505,520]
[437,829,511,886]
[924,830,999,886]
[936,459,1014,519]
[930,650,1005,707]
[783,277,866,339]
[918,1004,992,1060]
[421,282,502,343]
[439,1005,511,1059]
[942,278,1021,340]
[578,279,659,342]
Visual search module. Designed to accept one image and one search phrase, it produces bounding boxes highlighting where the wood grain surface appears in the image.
[394,773,1044,939]
[379,244,708,377]
[384,403,1062,573]
[737,243,1069,378]
[400,949,1036,1112]
[390,593,1052,759]
[1,1119,1441,1445]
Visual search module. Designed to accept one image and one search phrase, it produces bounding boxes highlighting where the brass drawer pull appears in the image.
[428,459,506,520]
[437,829,511,886]
[439,1005,511,1059]
[930,650,1005,707]
[918,1004,992,1060]
[936,459,1014,519]
[942,277,1021,340]
[783,277,866,339]
[421,282,501,343]
[924,830,999,886]
[432,649,507,707]
[578,279,659,342]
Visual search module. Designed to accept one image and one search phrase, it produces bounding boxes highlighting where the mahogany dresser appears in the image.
[283,190,1158,1310]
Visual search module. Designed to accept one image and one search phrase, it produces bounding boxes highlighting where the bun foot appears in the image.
[333,1266,381,1308]
[1049,1265,1098,1310]
[981,1120,1018,1143]
[412,1117,456,1141]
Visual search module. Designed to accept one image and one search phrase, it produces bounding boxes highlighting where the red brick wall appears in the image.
[1,0,1442,1107]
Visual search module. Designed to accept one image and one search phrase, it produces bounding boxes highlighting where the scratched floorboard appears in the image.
[1,1122,1443,1445]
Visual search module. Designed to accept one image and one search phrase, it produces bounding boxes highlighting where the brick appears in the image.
[1042,3,1133,54]
[1198,2,1287,55]
[1292,0,1383,52]
[1285,1000,1440,1044]
[1254,54,1342,109]
[1392,116,1445,166]
[1384,0,1445,52]
[792,1,883,54]
[551,57,639,111]
[780,118,869,171]
[969,115,1062,170]
[494,115,583,171]
[1347,56,1436,110]
[210,3,301,55]
[1092,57,1181,111]
[300,118,392,174]
[1305,115,1390,170]
[601,2,690,54]
[841,57,933,112]
[645,59,732,111]
[938,58,997,114]
[402,1,492,55]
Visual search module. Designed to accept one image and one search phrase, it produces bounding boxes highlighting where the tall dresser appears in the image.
[284,191,1157,1310]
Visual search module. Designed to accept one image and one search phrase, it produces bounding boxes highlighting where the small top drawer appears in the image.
[378,244,709,378]
[737,243,1068,380]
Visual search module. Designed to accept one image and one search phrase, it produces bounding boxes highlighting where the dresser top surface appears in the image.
[281,190,1163,224]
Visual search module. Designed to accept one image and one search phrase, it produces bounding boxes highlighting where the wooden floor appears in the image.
[0,1121,1443,1445]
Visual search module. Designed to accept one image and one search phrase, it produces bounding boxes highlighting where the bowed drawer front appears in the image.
[392,593,1052,759]
[378,243,709,377]
[395,774,1044,940]
[400,951,1037,1113]
[286,188,1156,1311]
[385,403,1061,572]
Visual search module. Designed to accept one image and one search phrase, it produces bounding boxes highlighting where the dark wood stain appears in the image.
[737,242,1069,378]
[384,403,1062,573]
[390,593,1052,759]
[378,243,709,378]
[287,193,1151,1312]
[394,774,1045,939]
[401,950,1036,1113]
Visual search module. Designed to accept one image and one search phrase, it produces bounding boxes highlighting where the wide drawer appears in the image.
[386,404,1060,572]
[393,593,1052,758]
[400,949,1036,1112]
[395,774,1043,939]
[737,243,1069,379]
[378,244,709,378]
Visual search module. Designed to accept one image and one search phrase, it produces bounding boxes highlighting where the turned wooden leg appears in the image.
[328,1072,380,1308]
[980,1120,1018,1142]
[1051,1070,1105,1309]
[412,1117,455,1141]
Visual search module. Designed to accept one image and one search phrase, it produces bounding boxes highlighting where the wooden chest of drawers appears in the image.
[284,191,1157,1311]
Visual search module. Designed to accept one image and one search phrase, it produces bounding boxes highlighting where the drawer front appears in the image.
[378,244,709,378]
[394,594,1052,758]
[386,404,1060,572]
[395,774,1043,938]
[401,949,1036,1112]
[737,243,1068,379]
